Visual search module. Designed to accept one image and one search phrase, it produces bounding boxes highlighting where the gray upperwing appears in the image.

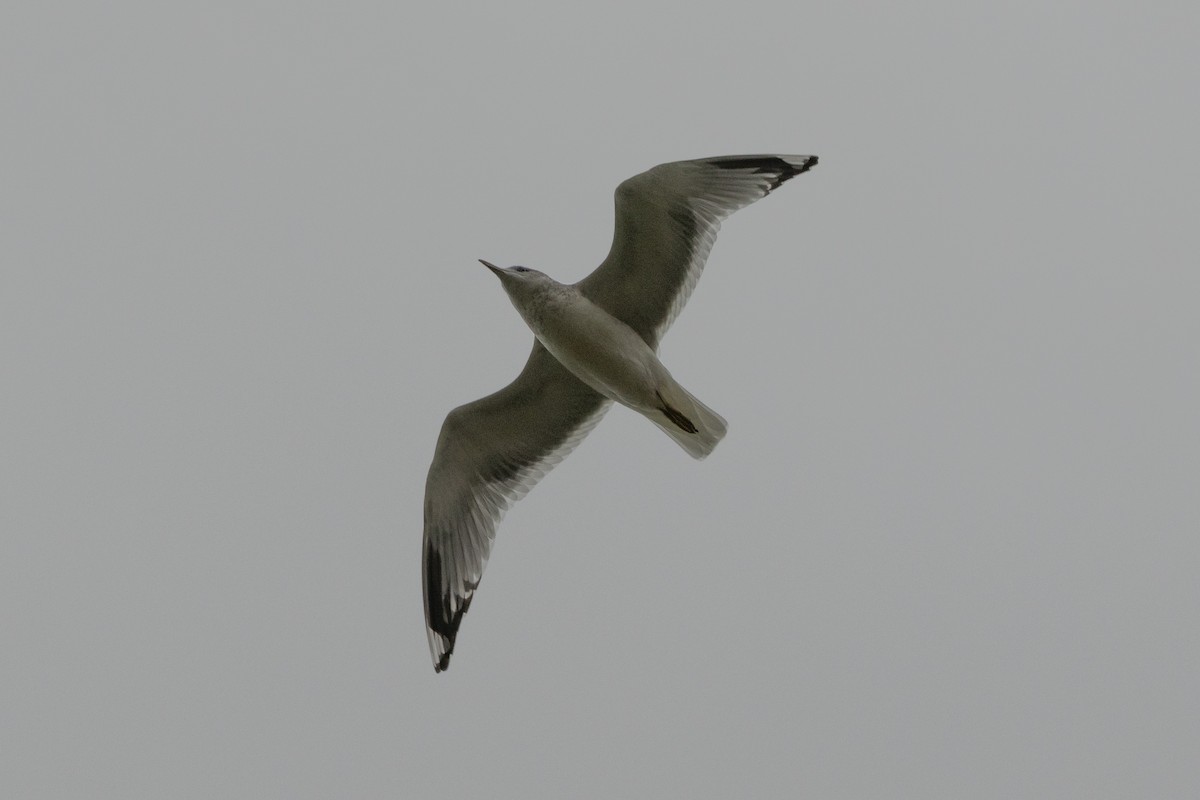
[422,341,610,671]
[577,154,818,348]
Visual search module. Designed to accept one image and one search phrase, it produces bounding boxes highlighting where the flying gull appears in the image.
[423,154,818,671]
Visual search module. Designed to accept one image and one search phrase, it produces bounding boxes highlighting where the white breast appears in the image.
[520,287,663,410]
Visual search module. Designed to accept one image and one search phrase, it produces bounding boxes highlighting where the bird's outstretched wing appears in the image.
[577,154,818,347]
[423,342,610,671]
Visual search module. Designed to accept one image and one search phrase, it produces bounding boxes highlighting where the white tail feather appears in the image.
[647,381,727,460]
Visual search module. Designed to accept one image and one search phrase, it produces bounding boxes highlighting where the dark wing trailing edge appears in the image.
[577,154,818,348]
[422,342,610,672]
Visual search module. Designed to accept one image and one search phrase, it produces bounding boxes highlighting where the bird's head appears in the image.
[479,260,553,298]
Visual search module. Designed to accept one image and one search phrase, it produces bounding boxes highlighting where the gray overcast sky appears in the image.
[3,1,1198,797]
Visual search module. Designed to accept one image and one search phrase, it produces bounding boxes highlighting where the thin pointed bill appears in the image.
[479,259,503,276]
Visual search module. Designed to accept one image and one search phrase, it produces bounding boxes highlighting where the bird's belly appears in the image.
[533,313,659,409]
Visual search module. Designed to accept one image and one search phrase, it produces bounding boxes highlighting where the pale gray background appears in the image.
[3,1,1197,797]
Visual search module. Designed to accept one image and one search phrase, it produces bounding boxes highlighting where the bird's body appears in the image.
[501,271,656,407]
[486,264,725,458]
[423,154,818,671]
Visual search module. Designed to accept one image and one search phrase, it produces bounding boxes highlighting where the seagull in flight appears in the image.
[423,154,818,672]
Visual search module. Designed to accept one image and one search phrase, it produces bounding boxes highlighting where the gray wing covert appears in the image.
[422,341,610,672]
[577,154,818,348]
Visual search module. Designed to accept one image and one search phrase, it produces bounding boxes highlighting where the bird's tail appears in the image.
[648,381,727,460]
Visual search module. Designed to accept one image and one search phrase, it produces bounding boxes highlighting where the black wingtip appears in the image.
[425,543,474,673]
[768,155,817,189]
[708,154,819,191]
[772,155,817,186]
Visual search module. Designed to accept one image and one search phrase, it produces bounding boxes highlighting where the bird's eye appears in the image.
[513,266,530,273]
